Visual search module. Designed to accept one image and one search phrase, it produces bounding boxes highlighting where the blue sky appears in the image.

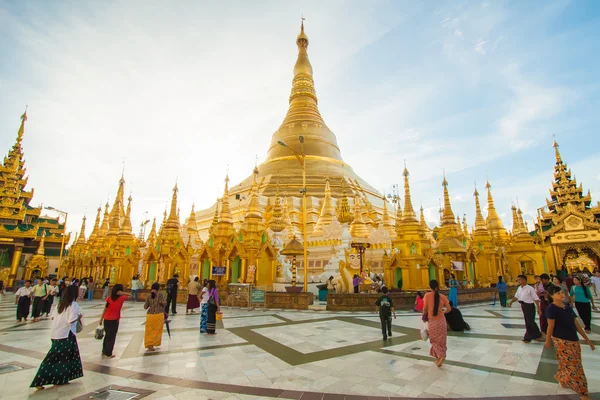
[0,0,599,237]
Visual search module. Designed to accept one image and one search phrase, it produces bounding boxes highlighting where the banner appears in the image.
[451,261,464,271]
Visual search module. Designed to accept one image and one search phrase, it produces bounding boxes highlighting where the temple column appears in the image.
[241,258,247,281]
[8,246,23,287]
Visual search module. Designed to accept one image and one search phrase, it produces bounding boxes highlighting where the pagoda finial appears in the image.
[218,174,233,224]
[473,183,488,232]
[164,181,180,229]
[552,135,562,164]
[17,106,27,143]
[99,202,110,236]
[312,177,337,236]
[209,199,220,235]
[119,195,133,235]
[382,195,396,238]
[484,178,506,232]
[441,173,456,225]
[401,162,417,222]
[77,215,87,243]
[337,179,353,224]
[89,206,102,241]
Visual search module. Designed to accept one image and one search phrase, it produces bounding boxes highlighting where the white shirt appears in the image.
[15,287,31,297]
[50,302,81,340]
[200,287,209,304]
[47,285,59,296]
[514,285,539,304]
[591,276,600,288]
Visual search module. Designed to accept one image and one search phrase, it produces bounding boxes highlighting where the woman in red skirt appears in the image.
[186,277,201,313]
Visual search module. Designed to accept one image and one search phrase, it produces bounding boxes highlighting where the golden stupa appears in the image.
[194,21,381,236]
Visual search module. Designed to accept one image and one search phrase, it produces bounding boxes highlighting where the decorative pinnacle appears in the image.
[552,135,562,163]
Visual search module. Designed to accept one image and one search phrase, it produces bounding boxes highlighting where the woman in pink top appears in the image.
[423,280,451,367]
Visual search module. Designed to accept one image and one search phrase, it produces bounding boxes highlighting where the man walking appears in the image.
[509,275,544,343]
[375,286,396,340]
[165,273,180,315]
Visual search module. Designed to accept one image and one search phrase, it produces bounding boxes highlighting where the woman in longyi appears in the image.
[144,282,166,351]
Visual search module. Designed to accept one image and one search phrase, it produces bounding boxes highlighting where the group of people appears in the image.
[14,278,59,322]
[22,273,223,391]
[509,273,595,399]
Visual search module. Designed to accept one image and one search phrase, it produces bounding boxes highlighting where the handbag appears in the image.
[420,321,429,341]
[94,325,104,340]
[76,314,84,333]
[422,313,428,322]
[216,311,222,321]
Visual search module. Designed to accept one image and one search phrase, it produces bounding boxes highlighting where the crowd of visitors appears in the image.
[7,267,598,399]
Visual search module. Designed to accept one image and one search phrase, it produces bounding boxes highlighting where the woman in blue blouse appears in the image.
[570,275,597,332]
[448,274,459,307]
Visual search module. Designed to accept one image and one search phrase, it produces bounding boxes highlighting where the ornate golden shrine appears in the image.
[60,23,599,292]
[0,111,70,286]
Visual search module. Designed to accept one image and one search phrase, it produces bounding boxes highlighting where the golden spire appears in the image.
[89,206,102,241]
[473,184,488,232]
[402,162,417,222]
[456,215,463,236]
[349,198,370,238]
[36,230,46,256]
[245,170,262,219]
[165,182,179,229]
[511,204,521,234]
[119,195,133,235]
[441,173,457,226]
[159,208,167,236]
[209,199,219,235]
[382,195,396,238]
[17,107,27,145]
[462,215,469,236]
[77,215,87,243]
[394,195,403,234]
[270,182,285,233]
[419,205,427,230]
[282,194,296,239]
[187,204,198,235]
[99,202,110,236]
[312,178,336,236]
[485,178,508,240]
[218,175,233,224]
[266,19,343,162]
[147,217,157,244]
[336,179,353,224]
[517,206,527,232]
[553,136,562,164]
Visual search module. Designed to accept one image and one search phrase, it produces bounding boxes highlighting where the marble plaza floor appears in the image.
[0,295,599,400]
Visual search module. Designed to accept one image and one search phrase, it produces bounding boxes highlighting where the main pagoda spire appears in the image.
[266,19,343,162]
[401,163,417,223]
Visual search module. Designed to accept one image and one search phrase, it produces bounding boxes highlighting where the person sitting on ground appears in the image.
[445,301,471,332]
[413,291,424,312]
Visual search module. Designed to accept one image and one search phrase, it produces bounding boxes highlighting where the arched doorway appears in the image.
[231,256,241,283]
[394,268,402,289]
[428,263,436,282]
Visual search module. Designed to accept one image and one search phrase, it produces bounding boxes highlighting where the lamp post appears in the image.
[46,206,68,277]
[278,136,309,293]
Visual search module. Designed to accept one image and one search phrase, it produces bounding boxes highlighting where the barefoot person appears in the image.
[30,285,83,390]
[508,275,543,343]
[144,283,166,351]
[423,280,450,367]
[545,286,595,400]
[15,280,32,322]
[99,284,130,358]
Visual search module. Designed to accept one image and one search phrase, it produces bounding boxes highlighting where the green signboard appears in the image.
[251,289,265,304]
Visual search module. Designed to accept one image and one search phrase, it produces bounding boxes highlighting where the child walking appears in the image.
[375,287,396,340]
